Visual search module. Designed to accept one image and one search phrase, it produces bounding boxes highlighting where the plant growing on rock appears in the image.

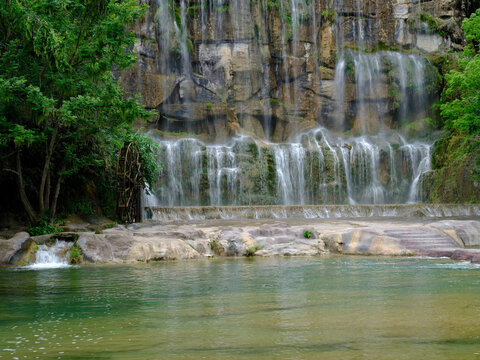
[321,9,335,24]
[69,244,83,265]
[304,230,313,239]
[245,245,261,257]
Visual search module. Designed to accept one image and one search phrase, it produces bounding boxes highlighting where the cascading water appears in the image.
[25,241,72,269]
[148,127,431,206]
[145,0,439,210]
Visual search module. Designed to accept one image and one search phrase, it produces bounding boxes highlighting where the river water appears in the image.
[1,257,480,359]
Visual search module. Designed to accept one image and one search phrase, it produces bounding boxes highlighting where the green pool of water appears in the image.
[1,257,480,359]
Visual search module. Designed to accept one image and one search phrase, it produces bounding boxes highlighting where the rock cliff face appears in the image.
[122,0,469,141]
[121,0,475,207]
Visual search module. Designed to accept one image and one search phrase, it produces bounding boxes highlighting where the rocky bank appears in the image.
[1,218,480,266]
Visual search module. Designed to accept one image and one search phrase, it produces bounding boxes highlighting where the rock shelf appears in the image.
[2,216,480,265]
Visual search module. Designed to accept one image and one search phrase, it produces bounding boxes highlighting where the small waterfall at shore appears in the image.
[25,241,72,269]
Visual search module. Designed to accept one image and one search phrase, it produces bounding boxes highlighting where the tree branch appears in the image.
[2,168,19,175]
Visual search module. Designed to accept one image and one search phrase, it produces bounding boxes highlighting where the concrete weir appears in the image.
[145,204,480,222]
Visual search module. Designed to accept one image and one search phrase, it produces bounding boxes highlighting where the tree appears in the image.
[440,8,480,134]
[429,7,480,202]
[0,0,157,223]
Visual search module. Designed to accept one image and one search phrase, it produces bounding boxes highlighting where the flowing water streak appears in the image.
[207,144,239,205]
[406,143,432,203]
[335,50,429,133]
[273,143,306,204]
[25,241,72,269]
[334,54,347,130]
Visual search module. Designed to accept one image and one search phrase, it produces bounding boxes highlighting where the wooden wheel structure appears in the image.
[116,142,142,223]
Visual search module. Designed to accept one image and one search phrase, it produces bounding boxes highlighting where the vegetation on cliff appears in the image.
[0,0,159,224]
[429,8,480,203]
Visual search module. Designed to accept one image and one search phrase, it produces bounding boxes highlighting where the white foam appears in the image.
[23,241,72,270]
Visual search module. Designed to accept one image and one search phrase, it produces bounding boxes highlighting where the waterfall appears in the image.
[148,127,431,206]
[25,241,72,269]
[144,0,439,210]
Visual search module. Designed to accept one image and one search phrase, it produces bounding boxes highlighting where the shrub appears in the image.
[28,223,62,236]
[69,244,83,265]
[245,245,261,257]
[304,230,313,239]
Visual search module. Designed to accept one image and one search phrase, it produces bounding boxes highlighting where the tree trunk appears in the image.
[45,172,51,210]
[39,125,57,213]
[16,151,37,224]
[50,165,65,219]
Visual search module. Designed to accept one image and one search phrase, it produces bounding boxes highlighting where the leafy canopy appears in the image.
[440,8,480,134]
[0,0,159,222]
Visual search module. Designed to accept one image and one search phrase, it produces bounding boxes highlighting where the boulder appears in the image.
[0,232,31,265]
[77,233,136,263]
[127,237,201,262]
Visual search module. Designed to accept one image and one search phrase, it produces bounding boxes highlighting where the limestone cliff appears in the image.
[122,0,472,142]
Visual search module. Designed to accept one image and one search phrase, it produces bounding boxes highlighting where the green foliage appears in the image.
[187,5,204,17]
[245,245,261,257]
[205,103,213,111]
[120,130,160,192]
[209,238,225,255]
[0,0,157,222]
[69,244,83,264]
[58,199,96,218]
[419,12,447,36]
[248,143,259,159]
[462,9,480,55]
[440,58,480,133]
[304,230,312,239]
[440,9,480,135]
[266,0,280,11]
[321,9,335,23]
[269,98,285,107]
[254,24,261,38]
[215,4,229,12]
[427,9,480,203]
[28,222,62,236]
[94,222,117,234]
